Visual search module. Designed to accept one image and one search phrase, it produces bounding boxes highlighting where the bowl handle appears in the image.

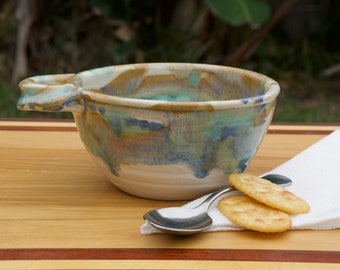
[17,74,83,113]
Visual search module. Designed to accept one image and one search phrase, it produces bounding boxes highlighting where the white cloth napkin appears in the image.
[141,130,340,235]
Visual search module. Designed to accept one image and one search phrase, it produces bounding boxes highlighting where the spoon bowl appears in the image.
[143,174,292,235]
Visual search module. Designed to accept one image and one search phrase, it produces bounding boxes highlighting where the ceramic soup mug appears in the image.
[18,63,280,200]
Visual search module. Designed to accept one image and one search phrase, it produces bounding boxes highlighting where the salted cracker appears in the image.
[219,195,292,233]
[228,174,310,214]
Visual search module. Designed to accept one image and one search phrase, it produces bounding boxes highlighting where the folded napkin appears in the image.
[141,130,340,235]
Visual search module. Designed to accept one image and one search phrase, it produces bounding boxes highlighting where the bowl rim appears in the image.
[19,63,280,112]
[77,63,280,111]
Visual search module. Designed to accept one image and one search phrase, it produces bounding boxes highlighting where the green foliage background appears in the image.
[0,0,339,122]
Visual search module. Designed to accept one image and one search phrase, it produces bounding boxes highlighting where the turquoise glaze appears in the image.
[17,63,280,200]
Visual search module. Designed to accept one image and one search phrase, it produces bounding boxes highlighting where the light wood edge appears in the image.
[0,260,339,270]
[0,120,339,131]
[269,124,340,131]
[0,120,76,128]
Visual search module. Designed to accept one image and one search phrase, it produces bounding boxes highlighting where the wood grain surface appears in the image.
[0,120,339,269]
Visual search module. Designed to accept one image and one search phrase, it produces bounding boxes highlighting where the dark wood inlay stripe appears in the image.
[0,125,78,132]
[0,248,339,263]
[266,129,334,135]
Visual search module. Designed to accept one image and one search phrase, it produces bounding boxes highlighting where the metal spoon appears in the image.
[143,174,292,235]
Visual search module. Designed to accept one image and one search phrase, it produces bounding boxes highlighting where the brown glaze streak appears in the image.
[0,248,339,263]
[241,73,261,92]
[150,102,217,112]
[133,74,180,97]
[104,67,148,97]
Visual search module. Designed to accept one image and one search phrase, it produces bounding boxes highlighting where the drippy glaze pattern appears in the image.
[18,63,280,200]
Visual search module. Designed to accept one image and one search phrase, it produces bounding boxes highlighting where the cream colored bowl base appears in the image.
[93,156,229,200]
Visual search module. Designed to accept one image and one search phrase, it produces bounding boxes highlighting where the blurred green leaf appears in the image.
[112,38,136,63]
[90,0,130,20]
[205,0,270,27]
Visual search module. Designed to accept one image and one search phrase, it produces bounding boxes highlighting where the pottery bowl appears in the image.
[17,63,279,200]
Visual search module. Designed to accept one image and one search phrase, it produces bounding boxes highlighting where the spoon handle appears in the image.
[195,173,292,211]
[195,185,237,210]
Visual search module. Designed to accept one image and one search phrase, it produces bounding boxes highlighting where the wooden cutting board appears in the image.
[0,121,339,269]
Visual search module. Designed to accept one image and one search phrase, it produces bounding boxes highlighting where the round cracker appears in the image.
[218,195,292,233]
[229,174,310,214]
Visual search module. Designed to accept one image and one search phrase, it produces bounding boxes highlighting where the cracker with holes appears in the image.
[219,194,292,233]
[228,174,310,214]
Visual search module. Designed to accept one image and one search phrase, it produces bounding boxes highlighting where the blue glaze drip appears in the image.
[238,159,249,172]
[256,95,265,103]
[240,98,249,104]
[220,126,237,140]
[89,104,97,111]
[98,106,105,115]
[125,118,165,131]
